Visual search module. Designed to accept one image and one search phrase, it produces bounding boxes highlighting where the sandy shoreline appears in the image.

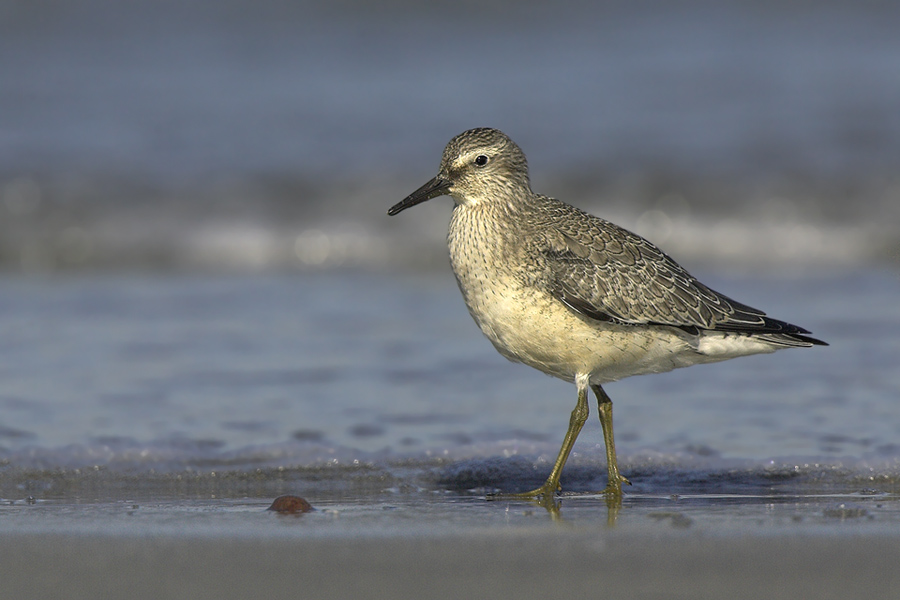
[2,464,899,600]
[3,527,899,600]
[3,489,900,600]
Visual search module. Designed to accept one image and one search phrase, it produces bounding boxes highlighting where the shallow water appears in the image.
[1,268,898,503]
[3,491,900,538]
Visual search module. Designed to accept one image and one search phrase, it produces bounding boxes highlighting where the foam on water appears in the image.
[3,438,900,503]
[0,174,896,273]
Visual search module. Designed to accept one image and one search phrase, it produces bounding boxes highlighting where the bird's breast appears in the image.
[448,206,604,379]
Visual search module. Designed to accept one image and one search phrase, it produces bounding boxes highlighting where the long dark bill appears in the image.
[387,176,451,216]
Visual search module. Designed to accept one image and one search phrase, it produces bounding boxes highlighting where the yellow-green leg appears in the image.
[510,379,590,499]
[591,384,631,496]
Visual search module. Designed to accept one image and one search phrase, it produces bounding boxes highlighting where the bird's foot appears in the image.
[486,483,562,517]
[598,474,632,497]
[486,481,560,501]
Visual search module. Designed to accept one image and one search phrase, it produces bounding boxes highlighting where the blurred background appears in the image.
[2,0,899,272]
[1,0,899,484]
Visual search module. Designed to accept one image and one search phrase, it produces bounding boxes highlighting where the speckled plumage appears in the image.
[389,127,826,499]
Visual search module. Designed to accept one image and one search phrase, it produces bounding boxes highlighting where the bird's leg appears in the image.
[510,378,590,499]
[591,384,631,496]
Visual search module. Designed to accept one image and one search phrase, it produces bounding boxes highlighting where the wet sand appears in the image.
[2,492,899,600]
[3,526,899,600]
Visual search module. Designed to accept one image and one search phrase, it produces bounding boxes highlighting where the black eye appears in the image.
[474,155,489,167]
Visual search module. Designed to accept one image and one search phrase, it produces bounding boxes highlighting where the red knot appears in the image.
[389,127,827,500]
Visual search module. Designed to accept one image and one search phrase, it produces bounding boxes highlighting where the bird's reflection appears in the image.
[488,491,623,526]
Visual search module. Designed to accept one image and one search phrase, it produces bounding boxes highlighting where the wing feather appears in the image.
[531,197,825,345]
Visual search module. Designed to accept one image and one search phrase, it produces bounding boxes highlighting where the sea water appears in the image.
[1,268,898,501]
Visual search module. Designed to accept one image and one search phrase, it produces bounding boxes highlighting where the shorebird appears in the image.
[388,127,827,498]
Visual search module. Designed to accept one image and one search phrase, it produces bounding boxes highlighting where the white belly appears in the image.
[461,274,711,382]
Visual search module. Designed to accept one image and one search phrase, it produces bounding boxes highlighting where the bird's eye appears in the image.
[474,155,489,167]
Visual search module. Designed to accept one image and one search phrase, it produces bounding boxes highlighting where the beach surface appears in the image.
[3,489,900,600]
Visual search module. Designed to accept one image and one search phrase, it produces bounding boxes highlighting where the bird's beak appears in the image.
[387,176,451,216]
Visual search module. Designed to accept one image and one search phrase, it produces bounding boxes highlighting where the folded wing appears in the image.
[535,200,826,347]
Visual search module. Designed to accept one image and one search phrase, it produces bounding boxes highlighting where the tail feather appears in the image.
[758,332,828,348]
[712,313,828,348]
